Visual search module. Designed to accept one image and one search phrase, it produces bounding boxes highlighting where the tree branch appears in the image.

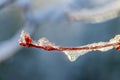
[66,0,120,23]
[19,31,120,61]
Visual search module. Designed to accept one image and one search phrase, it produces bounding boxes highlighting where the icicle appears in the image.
[62,42,114,62]
[63,50,91,61]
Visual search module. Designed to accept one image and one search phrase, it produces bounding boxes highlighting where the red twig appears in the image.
[19,31,120,51]
[18,31,120,61]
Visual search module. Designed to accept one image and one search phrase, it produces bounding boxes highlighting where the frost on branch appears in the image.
[63,42,113,61]
[19,31,120,62]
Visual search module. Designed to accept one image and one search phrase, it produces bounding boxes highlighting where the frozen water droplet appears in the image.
[63,50,91,62]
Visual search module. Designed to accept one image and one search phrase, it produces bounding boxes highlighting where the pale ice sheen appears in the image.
[38,37,59,48]
[18,31,27,43]
[109,35,120,43]
[85,42,114,51]
[38,37,50,46]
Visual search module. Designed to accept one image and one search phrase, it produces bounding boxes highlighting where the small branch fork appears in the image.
[19,31,120,52]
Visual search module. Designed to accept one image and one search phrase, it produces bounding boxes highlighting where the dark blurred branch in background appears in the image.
[0,0,38,62]
[0,0,16,10]
[0,23,35,62]
[66,0,120,23]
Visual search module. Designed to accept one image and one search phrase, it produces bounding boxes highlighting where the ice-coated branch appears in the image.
[19,31,120,62]
[66,0,120,23]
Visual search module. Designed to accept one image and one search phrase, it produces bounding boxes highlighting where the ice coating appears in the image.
[19,31,120,62]
[109,35,120,43]
[62,35,120,62]
[38,38,59,48]
[18,31,27,43]
[62,42,113,61]
[38,38,53,46]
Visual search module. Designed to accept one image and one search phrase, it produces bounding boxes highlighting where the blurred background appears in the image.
[0,0,120,80]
